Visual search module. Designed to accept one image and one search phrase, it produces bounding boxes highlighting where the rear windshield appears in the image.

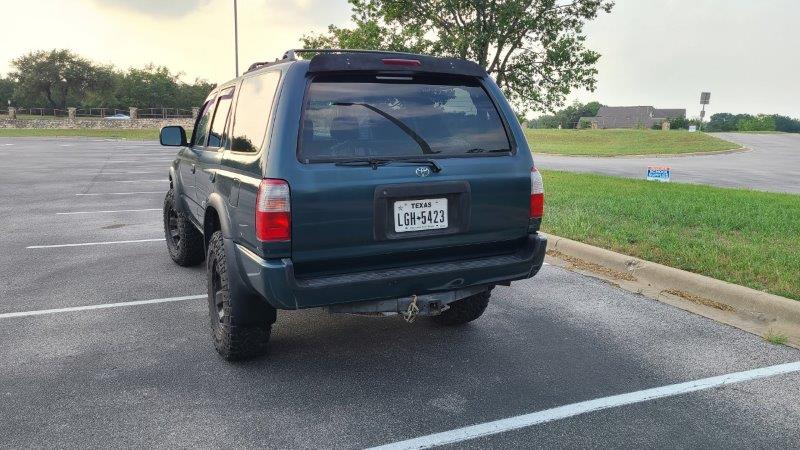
[299,75,511,161]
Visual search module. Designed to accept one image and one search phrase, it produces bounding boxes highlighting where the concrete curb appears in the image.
[535,147,749,159]
[545,234,800,348]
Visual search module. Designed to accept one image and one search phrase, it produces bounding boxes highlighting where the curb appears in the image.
[545,234,800,348]
[535,147,749,159]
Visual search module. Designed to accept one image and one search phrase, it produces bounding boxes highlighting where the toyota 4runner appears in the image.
[159,49,547,360]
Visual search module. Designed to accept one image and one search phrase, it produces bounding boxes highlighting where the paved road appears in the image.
[1,137,799,448]
[534,133,800,194]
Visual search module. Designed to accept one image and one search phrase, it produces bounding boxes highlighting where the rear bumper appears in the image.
[234,233,547,310]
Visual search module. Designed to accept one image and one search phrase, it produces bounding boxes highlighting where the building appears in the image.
[580,106,686,129]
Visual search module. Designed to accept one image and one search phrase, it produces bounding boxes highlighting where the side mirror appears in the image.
[160,126,187,146]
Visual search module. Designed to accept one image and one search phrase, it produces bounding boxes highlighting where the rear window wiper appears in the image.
[333,158,441,173]
[334,158,391,170]
[466,148,511,153]
[332,102,438,155]
[394,158,442,173]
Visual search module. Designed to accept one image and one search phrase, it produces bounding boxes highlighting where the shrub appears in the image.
[738,114,776,132]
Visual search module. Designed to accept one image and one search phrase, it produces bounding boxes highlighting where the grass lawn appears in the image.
[525,129,739,156]
[541,170,800,300]
[0,128,160,140]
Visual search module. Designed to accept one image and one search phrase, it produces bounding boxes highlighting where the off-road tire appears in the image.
[163,188,204,266]
[432,290,491,326]
[207,231,272,361]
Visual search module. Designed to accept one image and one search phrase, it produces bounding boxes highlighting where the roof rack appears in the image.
[245,48,427,74]
[283,48,427,60]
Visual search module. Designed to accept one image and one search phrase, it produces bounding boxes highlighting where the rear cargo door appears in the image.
[290,74,531,278]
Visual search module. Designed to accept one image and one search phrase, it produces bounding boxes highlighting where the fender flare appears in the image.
[168,165,190,215]
[204,192,234,240]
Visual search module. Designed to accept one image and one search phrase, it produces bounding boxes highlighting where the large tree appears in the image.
[303,0,613,113]
[10,49,110,109]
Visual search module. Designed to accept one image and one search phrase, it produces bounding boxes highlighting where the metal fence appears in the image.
[0,107,194,119]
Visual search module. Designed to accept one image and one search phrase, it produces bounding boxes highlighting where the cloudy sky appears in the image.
[2,0,798,117]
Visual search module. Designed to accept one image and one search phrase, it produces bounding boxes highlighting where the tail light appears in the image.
[255,179,290,242]
[530,167,544,219]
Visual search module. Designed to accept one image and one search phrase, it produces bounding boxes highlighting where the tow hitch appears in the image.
[326,286,487,320]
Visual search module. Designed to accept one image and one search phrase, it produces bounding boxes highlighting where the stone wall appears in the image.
[0,118,194,129]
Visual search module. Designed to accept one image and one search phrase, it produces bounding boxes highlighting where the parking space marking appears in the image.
[56,208,161,215]
[76,191,163,196]
[96,179,166,183]
[370,361,800,450]
[0,294,205,319]
[100,171,161,174]
[27,238,164,249]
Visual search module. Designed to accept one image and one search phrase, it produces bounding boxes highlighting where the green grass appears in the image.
[525,129,739,156]
[764,330,789,345]
[541,170,800,300]
[0,128,160,140]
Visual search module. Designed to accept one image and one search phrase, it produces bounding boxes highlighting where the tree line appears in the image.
[0,49,215,110]
[526,101,603,128]
[705,113,800,133]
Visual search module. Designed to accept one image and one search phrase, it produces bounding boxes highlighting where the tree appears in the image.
[303,0,614,113]
[773,115,800,133]
[10,50,109,109]
[0,77,15,107]
[738,114,775,132]
[526,100,603,128]
[706,113,738,132]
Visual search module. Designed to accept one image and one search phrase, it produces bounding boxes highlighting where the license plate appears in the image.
[393,198,448,233]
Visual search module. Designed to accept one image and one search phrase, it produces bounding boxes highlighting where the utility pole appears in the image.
[234,0,239,77]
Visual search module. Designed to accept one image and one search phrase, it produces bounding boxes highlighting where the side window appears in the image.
[192,97,215,147]
[207,87,235,149]
[230,71,280,153]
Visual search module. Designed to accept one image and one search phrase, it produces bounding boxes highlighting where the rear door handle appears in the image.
[191,164,196,174]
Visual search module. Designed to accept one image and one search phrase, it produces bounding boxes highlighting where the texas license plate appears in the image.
[393,198,448,233]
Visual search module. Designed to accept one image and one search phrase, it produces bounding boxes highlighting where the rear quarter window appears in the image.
[230,71,281,153]
[298,75,511,161]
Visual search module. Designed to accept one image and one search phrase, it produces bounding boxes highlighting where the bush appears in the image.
[669,117,688,130]
[579,119,592,129]
[738,114,776,132]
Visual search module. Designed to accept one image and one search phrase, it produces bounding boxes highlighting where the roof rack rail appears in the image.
[283,48,426,60]
[244,48,429,75]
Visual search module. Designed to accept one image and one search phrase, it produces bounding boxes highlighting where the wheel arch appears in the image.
[203,193,234,248]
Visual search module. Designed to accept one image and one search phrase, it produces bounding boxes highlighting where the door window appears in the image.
[230,71,281,153]
[207,87,235,149]
[192,97,215,147]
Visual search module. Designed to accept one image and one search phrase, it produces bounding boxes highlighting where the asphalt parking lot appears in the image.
[535,132,800,193]
[2,137,800,448]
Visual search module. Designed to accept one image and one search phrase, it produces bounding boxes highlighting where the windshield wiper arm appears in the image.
[333,158,441,173]
[466,148,511,153]
[334,158,391,170]
[332,102,437,155]
[395,158,442,173]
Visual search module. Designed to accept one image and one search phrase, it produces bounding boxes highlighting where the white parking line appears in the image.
[56,208,161,215]
[27,238,164,249]
[76,191,163,196]
[369,361,800,450]
[96,179,166,183]
[0,294,205,319]
[100,171,160,174]
[104,160,173,163]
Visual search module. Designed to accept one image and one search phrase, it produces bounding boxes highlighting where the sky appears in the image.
[1,0,798,118]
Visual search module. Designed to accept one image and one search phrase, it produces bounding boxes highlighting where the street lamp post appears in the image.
[234,0,239,77]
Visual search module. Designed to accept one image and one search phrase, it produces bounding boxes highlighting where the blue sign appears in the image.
[646,166,671,182]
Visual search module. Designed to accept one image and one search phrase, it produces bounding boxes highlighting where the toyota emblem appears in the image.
[416,166,431,177]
